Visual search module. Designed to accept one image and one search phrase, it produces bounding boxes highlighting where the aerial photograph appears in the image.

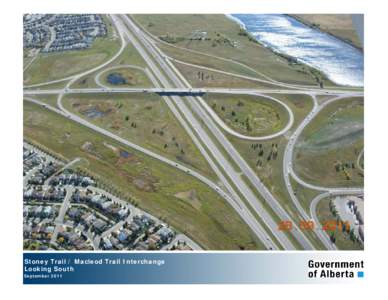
[23,14,364,251]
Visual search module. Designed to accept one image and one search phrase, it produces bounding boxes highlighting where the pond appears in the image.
[106,73,127,85]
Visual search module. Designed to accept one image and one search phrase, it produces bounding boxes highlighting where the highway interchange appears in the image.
[24,14,364,250]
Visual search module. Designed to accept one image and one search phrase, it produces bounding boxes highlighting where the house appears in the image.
[92,219,107,233]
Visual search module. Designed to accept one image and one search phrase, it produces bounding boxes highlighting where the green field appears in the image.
[133,14,336,87]
[24,15,121,85]
[70,42,150,89]
[294,97,364,187]
[228,94,314,209]
[24,100,264,250]
[25,94,59,108]
[316,197,363,250]
[62,93,217,181]
[291,14,362,50]
[224,93,330,248]
[204,93,289,137]
[173,61,287,89]
[290,177,321,213]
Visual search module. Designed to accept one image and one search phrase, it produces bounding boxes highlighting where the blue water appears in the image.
[107,73,127,85]
[228,14,364,87]
[82,108,105,119]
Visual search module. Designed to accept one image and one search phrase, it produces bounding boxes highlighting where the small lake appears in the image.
[228,14,364,87]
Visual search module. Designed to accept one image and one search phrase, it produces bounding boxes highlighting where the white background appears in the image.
[0,0,386,298]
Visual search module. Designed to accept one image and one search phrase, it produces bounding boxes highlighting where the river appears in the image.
[228,14,364,87]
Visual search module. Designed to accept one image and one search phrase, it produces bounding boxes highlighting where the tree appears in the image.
[125,115,129,121]
[245,117,251,132]
[329,232,336,244]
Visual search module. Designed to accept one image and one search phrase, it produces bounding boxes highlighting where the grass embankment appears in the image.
[98,67,152,88]
[24,100,264,250]
[172,60,286,90]
[225,93,327,249]
[70,42,150,89]
[62,93,216,181]
[24,15,121,85]
[294,97,364,187]
[290,14,363,50]
[203,93,289,137]
[133,14,336,87]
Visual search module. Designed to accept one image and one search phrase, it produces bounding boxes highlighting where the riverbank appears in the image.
[289,14,363,52]
[228,14,364,87]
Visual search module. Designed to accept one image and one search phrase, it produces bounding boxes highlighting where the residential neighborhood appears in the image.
[23,14,107,52]
[23,141,200,251]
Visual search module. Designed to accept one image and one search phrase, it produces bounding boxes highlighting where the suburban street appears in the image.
[22,14,364,251]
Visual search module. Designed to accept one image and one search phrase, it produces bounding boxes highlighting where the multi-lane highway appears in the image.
[119,14,316,250]
[23,14,364,250]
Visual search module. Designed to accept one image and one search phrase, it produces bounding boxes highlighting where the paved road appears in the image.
[94,64,150,88]
[284,94,364,192]
[309,190,364,250]
[43,157,81,186]
[130,15,364,93]
[120,14,303,249]
[357,149,364,171]
[109,17,283,250]
[25,96,273,249]
[282,94,364,249]
[195,92,295,141]
[24,15,127,89]
[50,186,74,244]
[23,86,364,97]
[161,234,203,251]
[23,14,364,251]
[87,186,203,250]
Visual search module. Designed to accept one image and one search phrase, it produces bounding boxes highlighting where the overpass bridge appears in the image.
[23,87,207,96]
[23,87,363,97]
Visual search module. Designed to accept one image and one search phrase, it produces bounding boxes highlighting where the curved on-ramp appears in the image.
[94,64,150,89]
[199,92,294,141]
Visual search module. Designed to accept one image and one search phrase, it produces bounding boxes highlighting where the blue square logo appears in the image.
[357,271,364,278]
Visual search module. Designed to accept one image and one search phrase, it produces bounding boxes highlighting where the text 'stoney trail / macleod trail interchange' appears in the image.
[23,13,364,283]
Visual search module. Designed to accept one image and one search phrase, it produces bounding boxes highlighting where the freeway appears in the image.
[24,14,281,250]
[23,14,364,250]
[114,15,281,249]
[120,14,308,249]
[25,95,278,250]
